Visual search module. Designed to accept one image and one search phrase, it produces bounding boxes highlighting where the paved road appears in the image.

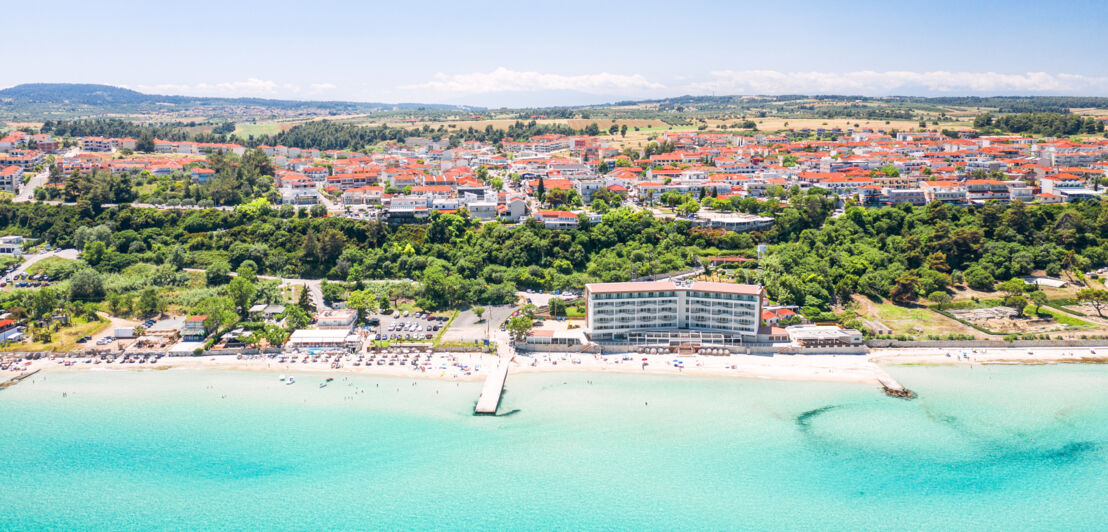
[315,184,340,213]
[15,170,48,202]
[440,304,515,343]
[8,248,80,278]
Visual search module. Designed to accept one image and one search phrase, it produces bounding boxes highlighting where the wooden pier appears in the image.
[474,357,511,415]
[0,368,40,390]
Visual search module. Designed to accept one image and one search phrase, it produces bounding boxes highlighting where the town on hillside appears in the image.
[2,108,1108,364]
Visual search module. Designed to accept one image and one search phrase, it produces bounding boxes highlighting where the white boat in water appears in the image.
[286,377,295,385]
[279,375,286,381]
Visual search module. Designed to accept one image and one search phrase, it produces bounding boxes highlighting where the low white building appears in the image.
[287,328,361,350]
[785,324,863,347]
[0,235,25,255]
[315,309,357,331]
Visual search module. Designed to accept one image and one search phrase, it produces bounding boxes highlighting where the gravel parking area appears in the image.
[439,305,515,343]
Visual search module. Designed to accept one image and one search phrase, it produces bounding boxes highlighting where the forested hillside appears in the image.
[2,196,1107,315]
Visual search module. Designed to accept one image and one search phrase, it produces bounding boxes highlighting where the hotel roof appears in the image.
[585,280,762,296]
[585,280,678,293]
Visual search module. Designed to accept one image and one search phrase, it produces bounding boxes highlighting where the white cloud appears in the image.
[401,67,664,94]
[686,70,1108,95]
[309,82,337,91]
[137,78,284,97]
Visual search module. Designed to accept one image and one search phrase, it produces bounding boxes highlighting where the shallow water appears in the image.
[1,365,1106,530]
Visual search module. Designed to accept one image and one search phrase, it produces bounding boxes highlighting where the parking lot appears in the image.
[370,310,449,342]
[2,270,55,289]
[439,304,514,343]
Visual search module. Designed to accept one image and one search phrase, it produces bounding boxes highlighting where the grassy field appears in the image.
[233,122,287,138]
[12,318,110,353]
[1033,306,1096,329]
[861,300,984,338]
[26,256,80,275]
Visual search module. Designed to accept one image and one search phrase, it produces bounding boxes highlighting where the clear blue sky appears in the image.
[4,0,1107,106]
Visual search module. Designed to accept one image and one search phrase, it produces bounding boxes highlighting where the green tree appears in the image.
[506,314,532,342]
[548,297,567,317]
[32,287,59,319]
[195,296,238,332]
[472,305,485,321]
[320,280,345,303]
[1076,288,1108,317]
[262,324,289,347]
[997,278,1028,298]
[890,272,920,303]
[228,276,258,317]
[166,245,187,270]
[68,268,105,302]
[678,199,701,216]
[928,291,952,310]
[964,266,995,291]
[135,131,155,153]
[1005,295,1028,317]
[280,305,311,331]
[131,288,157,317]
[206,260,232,286]
[1028,290,1048,314]
[346,289,378,322]
[83,240,106,266]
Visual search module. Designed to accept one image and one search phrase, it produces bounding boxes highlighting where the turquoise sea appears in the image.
[1,365,1107,530]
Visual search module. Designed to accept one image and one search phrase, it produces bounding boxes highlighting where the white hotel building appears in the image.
[584,280,763,345]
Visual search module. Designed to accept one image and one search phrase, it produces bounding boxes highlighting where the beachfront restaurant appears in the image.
[517,329,584,350]
[286,328,361,351]
[785,324,863,347]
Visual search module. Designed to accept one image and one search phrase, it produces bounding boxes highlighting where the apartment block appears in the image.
[584,280,763,345]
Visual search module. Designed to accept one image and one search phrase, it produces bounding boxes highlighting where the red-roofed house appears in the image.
[534,210,579,229]
[0,165,23,193]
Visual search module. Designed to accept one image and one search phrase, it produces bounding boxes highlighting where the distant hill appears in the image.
[0,83,474,120]
[0,83,151,105]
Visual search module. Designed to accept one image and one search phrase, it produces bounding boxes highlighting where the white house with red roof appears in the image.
[1040,173,1097,200]
[533,210,579,229]
[0,165,23,193]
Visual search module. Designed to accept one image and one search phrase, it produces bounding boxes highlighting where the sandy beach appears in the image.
[868,346,1108,366]
[4,346,1108,391]
[4,351,887,385]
